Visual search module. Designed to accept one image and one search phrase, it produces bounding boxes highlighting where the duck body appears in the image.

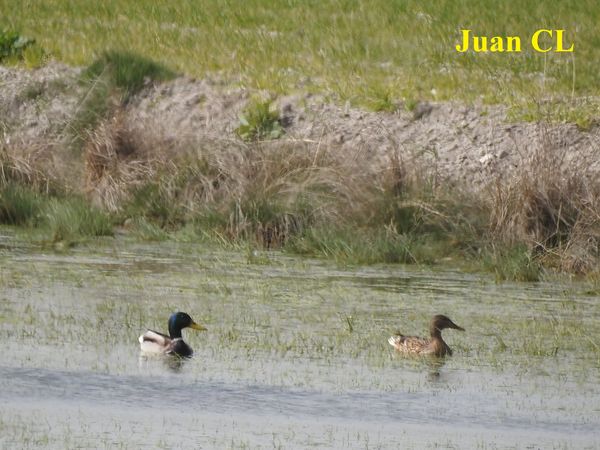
[388,314,464,357]
[139,312,206,357]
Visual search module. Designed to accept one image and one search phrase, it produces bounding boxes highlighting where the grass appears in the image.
[0,183,42,226]
[236,99,284,141]
[0,29,34,61]
[2,2,600,277]
[1,0,599,120]
[0,183,113,244]
[2,107,599,277]
[70,50,176,146]
[82,50,176,101]
[44,196,114,243]
[483,244,542,282]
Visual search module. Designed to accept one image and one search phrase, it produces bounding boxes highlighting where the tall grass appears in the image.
[44,197,113,243]
[487,126,600,273]
[0,183,42,226]
[75,110,600,275]
[1,0,598,120]
[2,85,598,276]
[0,184,113,243]
[81,112,489,262]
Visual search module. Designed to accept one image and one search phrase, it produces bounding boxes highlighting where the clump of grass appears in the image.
[365,86,398,113]
[44,197,113,243]
[286,226,417,265]
[124,181,186,229]
[82,50,176,101]
[0,29,36,63]
[126,217,168,241]
[71,50,176,146]
[484,245,542,282]
[0,183,42,226]
[0,142,61,194]
[236,99,284,141]
[487,126,600,274]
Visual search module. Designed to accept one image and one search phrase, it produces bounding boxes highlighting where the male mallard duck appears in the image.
[139,312,207,357]
[388,314,464,357]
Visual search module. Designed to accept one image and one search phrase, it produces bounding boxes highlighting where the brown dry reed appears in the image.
[487,125,600,273]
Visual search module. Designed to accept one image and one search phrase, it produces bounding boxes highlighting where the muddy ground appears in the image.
[1,62,598,190]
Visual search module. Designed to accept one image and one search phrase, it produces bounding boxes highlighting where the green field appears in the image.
[2,0,599,120]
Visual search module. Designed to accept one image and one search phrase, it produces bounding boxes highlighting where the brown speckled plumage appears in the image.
[388,314,465,357]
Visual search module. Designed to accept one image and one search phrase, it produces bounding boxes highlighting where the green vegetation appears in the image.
[0,183,112,245]
[0,183,42,226]
[483,245,542,282]
[2,106,598,279]
[1,2,599,279]
[1,1,598,120]
[0,29,44,67]
[71,50,176,145]
[82,50,176,101]
[236,99,284,141]
[44,196,113,243]
[0,29,34,61]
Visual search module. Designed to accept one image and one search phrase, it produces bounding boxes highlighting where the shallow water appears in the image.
[1,230,599,449]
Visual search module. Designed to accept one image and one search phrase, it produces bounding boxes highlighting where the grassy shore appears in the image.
[1,3,599,280]
[1,50,599,282]
[2,0,599,124]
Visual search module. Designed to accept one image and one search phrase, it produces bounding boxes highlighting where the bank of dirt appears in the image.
[1,63,599,274]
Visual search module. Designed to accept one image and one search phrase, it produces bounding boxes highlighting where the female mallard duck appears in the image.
[388,314,464,357]
[139,312,207,357]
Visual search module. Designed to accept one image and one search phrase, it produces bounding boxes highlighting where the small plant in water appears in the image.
[236,99,284,141]
[485,245,542,282]
[344,314,355,333]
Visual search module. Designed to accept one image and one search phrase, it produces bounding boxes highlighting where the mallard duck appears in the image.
[139,312,207,357]
[388,314,464,357]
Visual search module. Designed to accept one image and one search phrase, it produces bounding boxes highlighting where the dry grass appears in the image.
[81,108,452,246]
[3,103,599,275]
[487,125,600,273]
[86,113,373,226]
[0,141,58,193]
[84,112,156,211]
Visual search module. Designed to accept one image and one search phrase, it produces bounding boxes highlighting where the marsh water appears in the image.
[1,230,599,449]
